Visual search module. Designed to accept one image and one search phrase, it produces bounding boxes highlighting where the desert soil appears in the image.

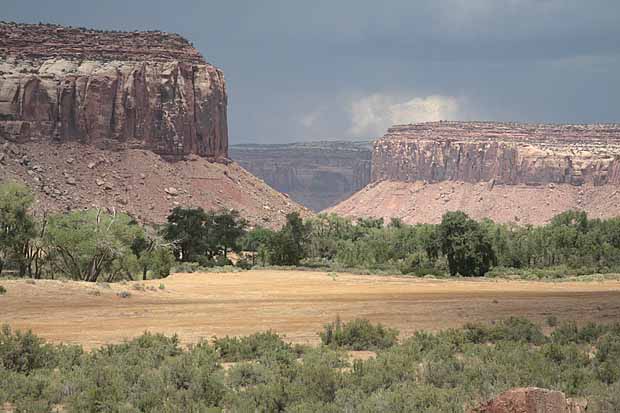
[1,270,620,349]
[327,180,620,225]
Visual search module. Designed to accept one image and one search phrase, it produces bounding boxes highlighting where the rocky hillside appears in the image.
[329,121,620,225]
[230,141,372,211]
[0,23,309,227]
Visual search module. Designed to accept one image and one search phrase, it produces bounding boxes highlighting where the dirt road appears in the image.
[2,270,620,349]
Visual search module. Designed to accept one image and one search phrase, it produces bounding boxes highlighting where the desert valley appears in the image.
[2,5,620,412]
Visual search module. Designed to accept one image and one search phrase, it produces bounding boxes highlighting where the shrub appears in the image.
[551,321,608,345]
[131,283,145,291]
[116,291,131,298]
[235,257,253,270]
[171,261,201,273]
[546,315,559,327]
[320,318,399,350]
[158,283,165,290]
[214,331,296,362]
[0,285,6,295]
[0,325,53,373]
[463,317,546,345]
[594,333,620,384]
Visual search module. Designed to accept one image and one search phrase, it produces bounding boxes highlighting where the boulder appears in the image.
[472,387,586,413]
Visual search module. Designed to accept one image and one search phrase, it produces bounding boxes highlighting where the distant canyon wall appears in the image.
[0,23,228,159]
[372,122,620,186]
[230,141,372,211]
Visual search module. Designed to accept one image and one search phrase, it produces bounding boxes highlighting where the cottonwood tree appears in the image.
[131,228,175,280]
[45,209,143,282]
[0,182,36,276]
[437,211,495,277]
[162,207,247,262]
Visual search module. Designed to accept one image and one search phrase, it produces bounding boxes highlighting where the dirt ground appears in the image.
[327,180,620,225]
[2,270,620,349]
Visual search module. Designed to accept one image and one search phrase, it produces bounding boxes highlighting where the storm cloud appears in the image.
[3,0,620,142]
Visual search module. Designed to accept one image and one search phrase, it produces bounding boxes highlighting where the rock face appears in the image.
[230,141,372,211]
[473,387,585,413]
[0,23,227,159]
[0,23,310,227]
[329,121,620,225]
[373,122,620,186]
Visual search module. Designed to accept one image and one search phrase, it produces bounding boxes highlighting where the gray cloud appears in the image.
[3,0,620,143]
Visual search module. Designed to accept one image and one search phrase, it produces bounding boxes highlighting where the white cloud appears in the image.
[348,93,460,137]
[299,110,321,128]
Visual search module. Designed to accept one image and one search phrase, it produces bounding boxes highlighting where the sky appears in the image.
[3,0,620,143]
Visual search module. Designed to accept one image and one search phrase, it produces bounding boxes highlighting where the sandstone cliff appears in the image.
[0,23,310,227]
[329,122,620,225]
[230,141,372,211]
[0,23,227,159]
[373,122,620,186]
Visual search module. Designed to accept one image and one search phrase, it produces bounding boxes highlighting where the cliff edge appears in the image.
[0,22,227,159]
[329,121,620,225]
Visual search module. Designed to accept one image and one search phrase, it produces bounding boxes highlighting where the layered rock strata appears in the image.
[0,23,310,226]
[373,122,620,186]
[329,122,620,224]
[230,141,372,211]
[0,22,227,159]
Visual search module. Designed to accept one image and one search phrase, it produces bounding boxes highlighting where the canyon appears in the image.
[0,23,308,227]
[329,121,620,224]
[230,141,372,211]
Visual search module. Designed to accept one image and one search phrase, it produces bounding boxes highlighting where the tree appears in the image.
[241,227,274,266]
[208,210,247,259]
[0,182,36,276]
[162,207,248,263]
[45,209,143,282]
[131,229,175,280]
[438,211,495,277]
[162,207,209,261]
[257,213,311,266]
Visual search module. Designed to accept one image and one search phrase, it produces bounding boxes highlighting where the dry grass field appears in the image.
[2,270,620,349]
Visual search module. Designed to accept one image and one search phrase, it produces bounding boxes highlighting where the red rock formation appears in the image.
[0,23,227,159]
[373,122,620,186]
[472,387,585,413]
[329,121,620,224]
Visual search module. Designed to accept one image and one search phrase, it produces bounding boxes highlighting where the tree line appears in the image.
[4,181,620,279]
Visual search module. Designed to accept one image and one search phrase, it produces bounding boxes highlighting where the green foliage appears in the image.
[162,207,247,262]
[1,319,620,411]
[44,209,142,282]
[438,211,496,276]
[131,231,175,280]
[0,182,37,277]
[320,318,399,350]
[267,212,310,266]
[0,325,55,373]
[463,317,546,345]
[0,285,5,295]
[213,331,298,362]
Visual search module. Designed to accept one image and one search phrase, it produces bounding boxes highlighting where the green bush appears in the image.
[0,285,6,295]
[320,318,399,350]
[171,261,201,273]
[462,317,546,345]
[235,257,253,270]
[0,325,54,373]
[213,331,297,362]
[1,319,619,412]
